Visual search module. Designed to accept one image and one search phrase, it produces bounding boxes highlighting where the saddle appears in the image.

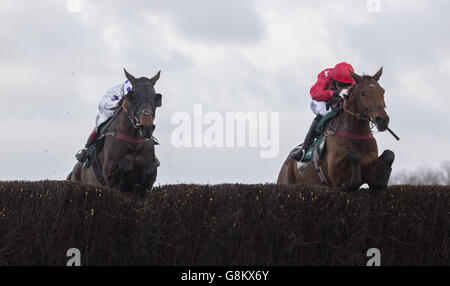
[293,108,342,174]
[82,116,115,170]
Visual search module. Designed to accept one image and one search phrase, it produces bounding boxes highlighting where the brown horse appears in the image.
[69,69,162,195]
[277,67,395,191]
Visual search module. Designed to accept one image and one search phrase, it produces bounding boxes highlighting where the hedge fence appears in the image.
[0,180,448,266]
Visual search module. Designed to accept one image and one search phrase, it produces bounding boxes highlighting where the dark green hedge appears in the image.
[0,181,448,265]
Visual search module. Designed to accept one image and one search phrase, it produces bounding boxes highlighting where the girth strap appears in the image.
[90,146,107,186]
[312,143,329,186]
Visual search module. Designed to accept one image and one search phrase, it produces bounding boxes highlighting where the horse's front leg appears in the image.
[135,160,157,196]
[366,150,395,190]
[106,158,134,192]
[341,149,362,192]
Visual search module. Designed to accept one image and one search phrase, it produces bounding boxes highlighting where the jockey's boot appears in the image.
[75,130,98,163]
[290,114,323,161]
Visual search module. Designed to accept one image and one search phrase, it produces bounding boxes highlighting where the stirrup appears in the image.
[290,146,306,162]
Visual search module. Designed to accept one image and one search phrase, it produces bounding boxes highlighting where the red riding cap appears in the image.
[333,62,355,84]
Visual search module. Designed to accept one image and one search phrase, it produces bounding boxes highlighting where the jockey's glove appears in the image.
[333,89,348,98]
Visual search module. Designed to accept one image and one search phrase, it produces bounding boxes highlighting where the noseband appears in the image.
[121,99,154,130]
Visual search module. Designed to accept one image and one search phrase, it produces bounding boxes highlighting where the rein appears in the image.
[122,98,140,129]
[104,98,153,144]
[336,85,376,140]
[339,83,400,141]
[342,85,383,123]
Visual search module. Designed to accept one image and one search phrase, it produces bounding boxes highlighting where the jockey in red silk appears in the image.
[290,62,356,161]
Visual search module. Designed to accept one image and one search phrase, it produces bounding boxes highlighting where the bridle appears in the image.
[121,98,154,130]
[341,82,400,140]
[109,82,156,142]
[342,83,385,124]
[121,83,155,131]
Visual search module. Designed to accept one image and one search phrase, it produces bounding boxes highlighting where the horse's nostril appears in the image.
[142,108,152,116]
[376,116,384,123]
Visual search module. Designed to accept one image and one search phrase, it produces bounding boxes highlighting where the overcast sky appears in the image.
[1,0,449,184]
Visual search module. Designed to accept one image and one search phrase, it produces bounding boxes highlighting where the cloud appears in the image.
[1,0,449,183]
[153,0,264,44]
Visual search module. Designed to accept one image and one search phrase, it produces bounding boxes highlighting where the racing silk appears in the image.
[95,80,133,130]
[309,68,336,102]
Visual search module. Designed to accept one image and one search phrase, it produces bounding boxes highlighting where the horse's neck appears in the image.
[338,104,372,134]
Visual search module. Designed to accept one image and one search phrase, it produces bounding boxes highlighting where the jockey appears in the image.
[75,80,160,166]
[290,62,355,161]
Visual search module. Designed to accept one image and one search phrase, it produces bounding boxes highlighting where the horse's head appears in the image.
[121,68,162,139]
[347,67,389,132]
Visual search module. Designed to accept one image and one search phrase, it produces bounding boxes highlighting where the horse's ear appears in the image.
[373,66,383,81]
[349,69,363,84]
[150,71,161,85]
[155,93,162,107]
[123,68,137,85]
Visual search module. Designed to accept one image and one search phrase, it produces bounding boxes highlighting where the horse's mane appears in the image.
[348,74,375,96]
[362,74,374,81]
[350,74,375,90]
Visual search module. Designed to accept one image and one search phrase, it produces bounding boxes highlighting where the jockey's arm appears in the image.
[310,69,334,102]
[98,84,123,116]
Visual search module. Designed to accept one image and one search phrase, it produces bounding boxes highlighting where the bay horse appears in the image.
[68,69,162,195]
[277,67,395,191]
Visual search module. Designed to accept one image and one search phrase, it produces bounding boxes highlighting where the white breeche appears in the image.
[310,100,332,116]
[95,113,113,132]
